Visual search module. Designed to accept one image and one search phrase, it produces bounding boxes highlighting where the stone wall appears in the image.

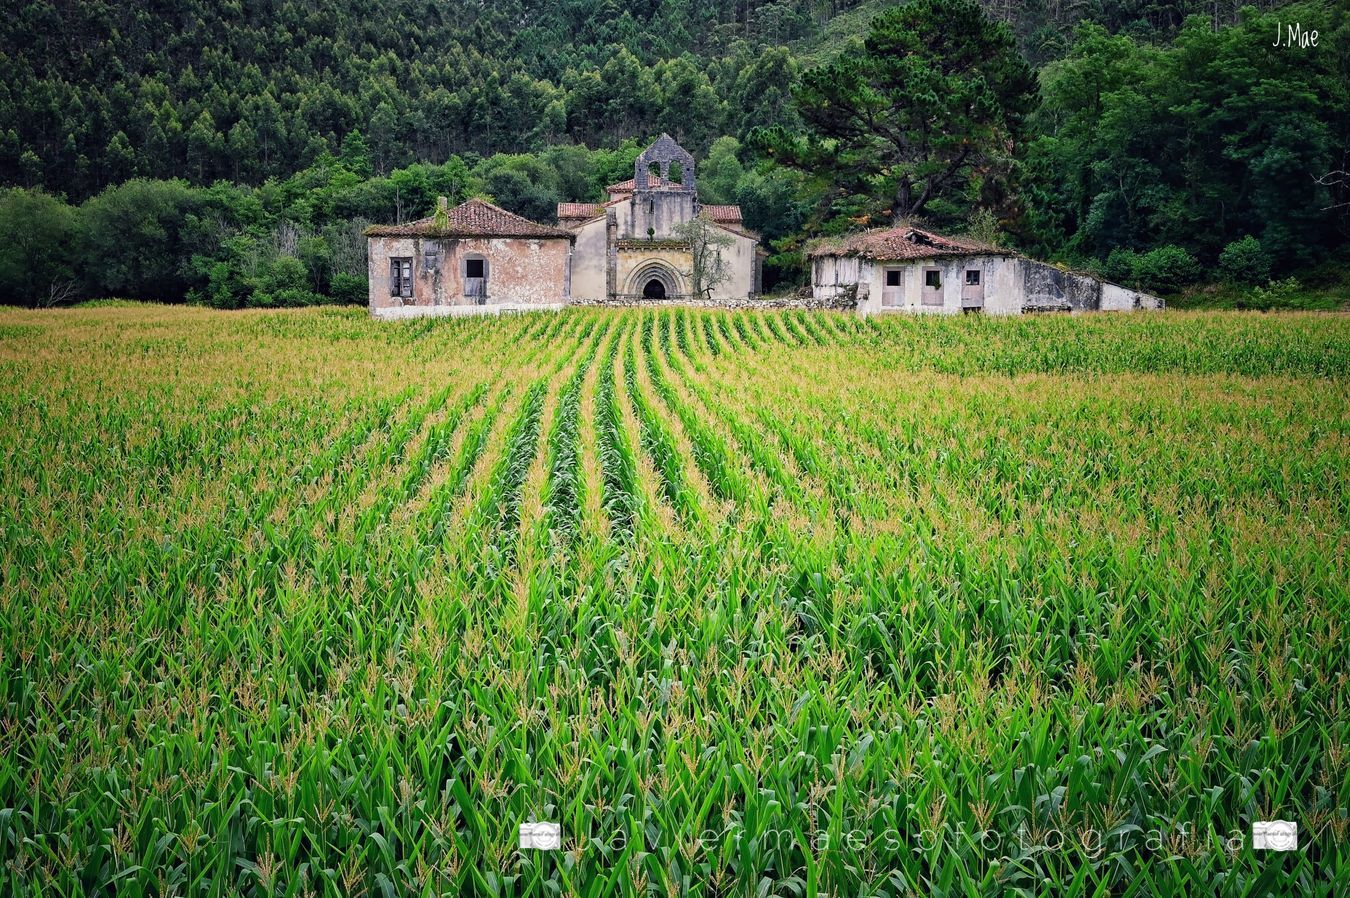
[368,235,571,310]
[816,252,1164,316]
[372,303,566,320]
[570,292,858,312]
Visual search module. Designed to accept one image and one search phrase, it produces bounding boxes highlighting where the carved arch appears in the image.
[625,260,684,298]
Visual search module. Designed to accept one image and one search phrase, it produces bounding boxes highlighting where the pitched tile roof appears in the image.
[557,199,748,232]
[807,226,1001,260]
[702,204,742,223]
[366,198,574,239]
[557,202,604,220]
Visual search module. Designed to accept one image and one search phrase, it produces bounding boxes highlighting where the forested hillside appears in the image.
[0,0,1345,308]
[0,0,1310,195]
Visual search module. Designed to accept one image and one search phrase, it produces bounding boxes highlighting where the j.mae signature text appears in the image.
[1273,22,1318,48]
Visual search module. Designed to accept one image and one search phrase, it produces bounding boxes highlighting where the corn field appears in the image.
[0,305,1347,896]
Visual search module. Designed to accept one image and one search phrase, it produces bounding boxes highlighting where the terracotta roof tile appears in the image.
[807,226,1000,260]
[557,202,603,219]
[702,204,742,223]
[366,198,573,239]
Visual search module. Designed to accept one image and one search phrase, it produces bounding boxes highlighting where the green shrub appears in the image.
[1133,245,1199,293]
[1103,247,1139,285]
[329,272,368,305]
[1218,235,1270,284]
[200,260,251,309]
[1239,276,1303,310]
[0,188,82,307]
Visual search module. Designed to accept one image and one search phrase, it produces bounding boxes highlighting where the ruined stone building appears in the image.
[365,197,574,319]
[365,138,1160,319]
[810,226,1163,316]
[365,136,762,318]
[557,134,763,303]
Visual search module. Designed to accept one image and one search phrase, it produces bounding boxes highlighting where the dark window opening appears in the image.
[390,258,413,299]
[965,270,981,285]
[464,256,487,300]
[885,270,902,287]
[924,270,942,289]
[642,279,667,299]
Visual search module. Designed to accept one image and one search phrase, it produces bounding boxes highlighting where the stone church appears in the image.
[558,134,763,304]
[365,136,762,318]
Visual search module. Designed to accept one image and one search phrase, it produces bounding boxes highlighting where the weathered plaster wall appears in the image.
[709,228,758,301]
[568,217,609,301]
[630,191,696,239]
[818,253,1163,316]
[368,237,418,310]
[367,235,571,310]
[1018,259,1098,312]
[1101,282,1165,311]
[845,255,1013,316]
[611,226,757,301]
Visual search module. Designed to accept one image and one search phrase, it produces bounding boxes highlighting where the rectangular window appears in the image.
[885,270,902,287]
[466,258,485,278]
[390,258,413,299]
[965,270,981,285]
[924,270,942,289]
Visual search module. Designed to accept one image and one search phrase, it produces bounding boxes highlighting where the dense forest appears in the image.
[0,0,1346,307]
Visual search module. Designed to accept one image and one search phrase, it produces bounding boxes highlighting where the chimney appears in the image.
[433,196,450,230]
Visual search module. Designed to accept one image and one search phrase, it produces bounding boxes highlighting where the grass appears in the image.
[0,305,1347,896]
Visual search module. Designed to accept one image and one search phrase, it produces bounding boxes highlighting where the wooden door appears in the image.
[881,268,903,307]
[961,268,984,309]
[922,268,943,306]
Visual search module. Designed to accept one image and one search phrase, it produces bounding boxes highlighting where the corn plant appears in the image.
[0,304,1345,898]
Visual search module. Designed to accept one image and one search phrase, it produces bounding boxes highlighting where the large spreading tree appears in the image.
[755,0,1037,227]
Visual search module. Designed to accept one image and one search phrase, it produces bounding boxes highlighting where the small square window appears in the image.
[466,258,485,278]
[885,270,901,287]
[924,270,942,289]
[966,270,981,285]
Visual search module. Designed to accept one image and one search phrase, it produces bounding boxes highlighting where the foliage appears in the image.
[1242,276,1305,311]
[964,207,1006,249]
[1103,243,1200,294]
[1133,244,1201,294]
[1024,4,1348,266]
[753,0,1036,230]
[1218,235,1272,285]
[0,1,844,199]
[0,0,1345,301]
[673,216,735,299]
[78,179,203,303]
[0,305,1345,895]
[0,188,80,305]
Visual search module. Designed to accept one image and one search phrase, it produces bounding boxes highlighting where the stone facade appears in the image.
[559,135,763,305]
[810,226,1163,316]
[366,198,574,319]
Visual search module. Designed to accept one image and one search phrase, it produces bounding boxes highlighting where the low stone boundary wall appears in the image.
[371,303,565,320]
[569,294,859,312]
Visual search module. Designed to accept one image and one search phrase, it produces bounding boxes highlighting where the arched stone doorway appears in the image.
[626,261,682,301]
